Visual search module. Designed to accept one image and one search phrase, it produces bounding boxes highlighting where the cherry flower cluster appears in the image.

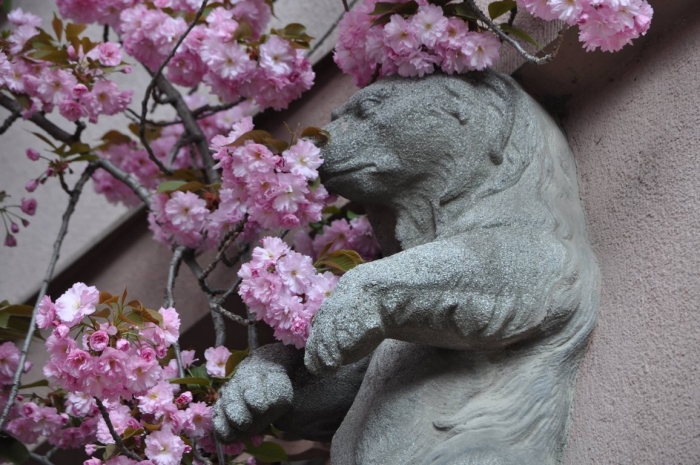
[93,98,258,208]
[336,0,502,87]
[57,0,314,111]
[238,237,339,348]
[0,283,261,464]
[518,0,653,52]
[0,9,132,123]
[294,216,381,261]
[335,0,653,87]
[148,117,329,249]
[0,189,37,247]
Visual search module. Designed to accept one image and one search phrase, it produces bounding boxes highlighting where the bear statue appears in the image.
[213,70,600,465]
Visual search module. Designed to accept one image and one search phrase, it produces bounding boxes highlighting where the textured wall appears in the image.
[561,8,700,465]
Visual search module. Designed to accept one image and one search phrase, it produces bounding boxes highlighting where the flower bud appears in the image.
[26,148,40,161]
[25,179,38,192]
[21,198,37,216]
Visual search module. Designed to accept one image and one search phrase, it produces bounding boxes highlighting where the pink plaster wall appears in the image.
[561,10,700,465]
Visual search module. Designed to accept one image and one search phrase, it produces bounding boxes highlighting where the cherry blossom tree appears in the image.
[0,0,651,463]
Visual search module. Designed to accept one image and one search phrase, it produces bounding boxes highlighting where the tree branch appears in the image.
[95,398,143,461]
[155,74,219,184]
[140,0,210,178]
[29,452,55,465]
[0,107,21,135]
[165,245,187,379]
[0,93,77,145]
[0,163,97,431]
[464,0,556,65]
[93,159,152,206]
[209,302,252,326]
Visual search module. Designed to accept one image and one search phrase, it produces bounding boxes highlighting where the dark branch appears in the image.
[0,93,78,145]
[0,107,21,135]
[94,159,152,206]
[139,0,210,178]
[464,0,556,65]
[95,398,142,461]
[0,163,97,431]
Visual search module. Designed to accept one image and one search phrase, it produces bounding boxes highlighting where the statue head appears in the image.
[320,71,522,208]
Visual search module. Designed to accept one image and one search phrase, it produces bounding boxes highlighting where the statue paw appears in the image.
[213,356,293,442]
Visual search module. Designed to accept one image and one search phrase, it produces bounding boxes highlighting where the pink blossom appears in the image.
[412,4,448,47]
[88,330,110,351]
[20,198,37,216]
[36,295,56,329]
[55,282,99,323]
[144,429,186,465]
[0,341,22,385]
[204,346,231,377]
[136,381,175,415]
[26,148,40,161]
[25,179,38,193]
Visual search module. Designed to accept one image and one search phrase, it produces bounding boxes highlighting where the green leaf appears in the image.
[121,427,144,440]
[443,3,478,21]
[19,379,50,389]
[0,436,30,465]
[157,180,188,193]
[226,129,274,148]
[101,130,132,146]
[500,24,542,48]
[29,131,58,149]
[488,0,516,20]
[188,365,210,380]
[300,126,330,145]
[52,14,63,42]
[65,23,87,42]
[225,348,249,377]
[322,205,342,215]
[168,377,211,386]
[0,312,9,329]
[245,442,288,462]
[316,249,365,275]
[70,154,99,162]
[0,1,13,15]
[346,210,360,219]
[0,304,34,317]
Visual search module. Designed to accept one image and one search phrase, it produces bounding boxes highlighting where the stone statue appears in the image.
[213,70,600,464]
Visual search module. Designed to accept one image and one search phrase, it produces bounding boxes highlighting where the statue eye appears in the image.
[357,98,380,118]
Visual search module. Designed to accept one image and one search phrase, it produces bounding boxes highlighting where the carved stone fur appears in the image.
[214,70,600,464]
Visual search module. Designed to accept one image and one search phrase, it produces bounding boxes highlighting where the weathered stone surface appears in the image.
[214,70,600,464]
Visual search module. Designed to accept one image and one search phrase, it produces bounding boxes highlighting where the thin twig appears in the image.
[165,245,188,379]
[247,307,259,350]
[165,245,187,309]
[192,442,214,465]
[0,108,21,135]
[340,0,350,12]
[209,302,252,326]
[0,164,97,431]
[94,159,152,206]
[200,222,246,281]
[191,101,240,118]
[29,452,55,465]
[307,0,360,58]
[464,0,555,65]
[182,252,219,296]
[167,132,192,170]
[155,74,219,184]
[215,439,226,465]
[0,93,77,144]
[140,0,209,177]
[95,398,142,461]
[103,24,109,42]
